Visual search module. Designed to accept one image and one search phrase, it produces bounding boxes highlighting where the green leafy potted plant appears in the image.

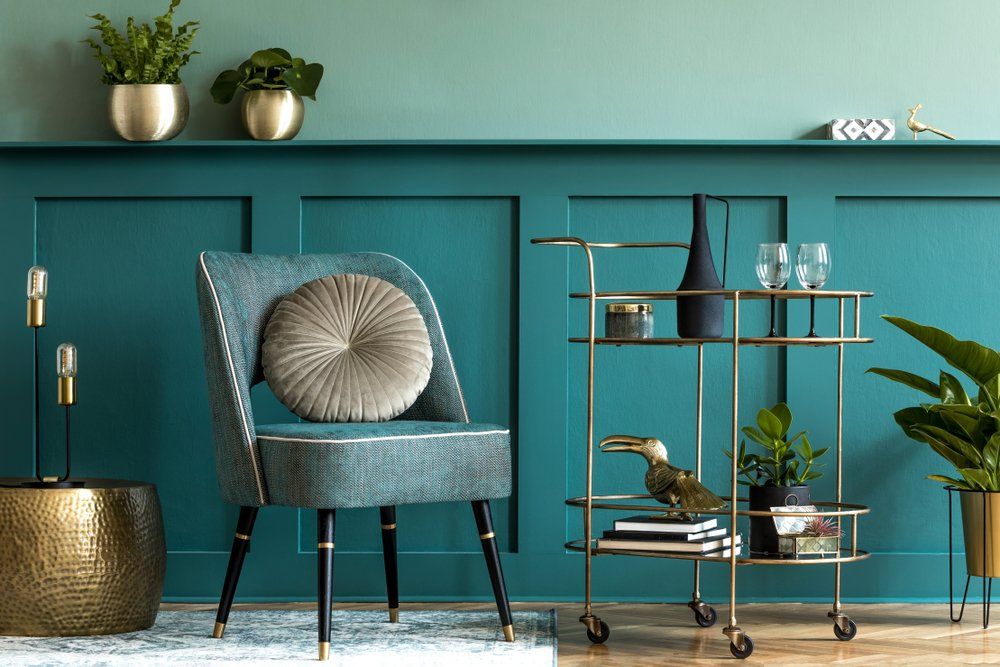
[210,49,324,140]
[869,315,1000,578]
[724,402,827,554]
[84,0,199,141]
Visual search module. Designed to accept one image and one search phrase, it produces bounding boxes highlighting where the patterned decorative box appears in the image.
[827,119,895,141]
[777,534,839,557]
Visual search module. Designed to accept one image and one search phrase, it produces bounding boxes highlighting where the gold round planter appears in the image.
[959,490,1000,578]
[0,479,166,636]
[241,90,305,140]
[108,83,189,142]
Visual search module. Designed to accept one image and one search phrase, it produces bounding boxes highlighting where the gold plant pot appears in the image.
[241,90,305,140]
[108,83,189,142]
[959,490,1000,578]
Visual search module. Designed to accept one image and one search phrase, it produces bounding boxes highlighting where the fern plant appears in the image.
[83,0,199,85]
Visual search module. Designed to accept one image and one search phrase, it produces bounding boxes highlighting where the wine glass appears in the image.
[755,243,790,337]
[795,243,831,337]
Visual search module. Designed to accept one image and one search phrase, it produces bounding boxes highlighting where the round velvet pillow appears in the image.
[262,274,433,422]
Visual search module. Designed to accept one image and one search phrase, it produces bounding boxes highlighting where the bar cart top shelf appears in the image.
[568,289,873,301]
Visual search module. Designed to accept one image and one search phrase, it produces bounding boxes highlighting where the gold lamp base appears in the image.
[58,376,77,406]
[26,299,45,328]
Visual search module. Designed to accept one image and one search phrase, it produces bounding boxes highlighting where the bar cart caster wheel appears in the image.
[586,621,610,644]
[730,635,754,659]
[833,619,857,641]
[694,606,717,628]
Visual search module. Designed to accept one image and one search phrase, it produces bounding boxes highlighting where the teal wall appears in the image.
[2,0,999,140]
[2,140,997,606]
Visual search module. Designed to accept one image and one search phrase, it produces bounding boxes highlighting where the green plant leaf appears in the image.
[757,408,783,440]
[913,424,983,465]
[741,426,770,448]
[882,315,1000,388]
[959,468,991,490]
[912,424,977,469]
[985,433,1000,472]
[267,47,292,60]
[250,48,292,68]
[927,474,971,489]
[770,403,792,435]
[940,371,972,405]
[281,62,324,99]
[866,367,940,397]
[210,69,243,104]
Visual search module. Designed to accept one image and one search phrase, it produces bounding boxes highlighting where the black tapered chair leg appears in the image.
[379,506,399,622]
[472,500,514,642]
[317,509,336,661]
[212,506,259,638]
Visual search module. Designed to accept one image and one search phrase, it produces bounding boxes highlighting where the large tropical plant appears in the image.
[724,402,827,487]
[869,315,1000,491]
[83,0,199,85]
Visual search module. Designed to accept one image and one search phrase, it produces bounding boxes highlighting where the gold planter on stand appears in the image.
[0,479,166,636]
[960,490,1000,578]
[108,84,189,142]
[241,90,304,140]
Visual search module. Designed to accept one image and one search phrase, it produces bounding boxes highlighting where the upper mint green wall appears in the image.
[2,0,997,141]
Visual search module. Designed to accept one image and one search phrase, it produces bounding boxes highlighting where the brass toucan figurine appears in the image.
[600,435,725,513]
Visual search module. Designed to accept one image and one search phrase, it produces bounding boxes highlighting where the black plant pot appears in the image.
[748,484,811,555]
[676,193,724,338]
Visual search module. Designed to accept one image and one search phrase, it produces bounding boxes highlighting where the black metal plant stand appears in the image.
[947,486,993,629]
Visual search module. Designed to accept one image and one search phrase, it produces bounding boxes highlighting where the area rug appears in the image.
[0,610,556,666]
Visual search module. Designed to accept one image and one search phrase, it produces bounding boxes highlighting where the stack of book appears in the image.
[596,515,742,556]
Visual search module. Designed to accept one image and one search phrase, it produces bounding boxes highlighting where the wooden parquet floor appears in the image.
[162,601,1000,665]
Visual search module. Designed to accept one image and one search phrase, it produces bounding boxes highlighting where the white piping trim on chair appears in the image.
[199,252,267,505]
[374,253,470,423]
[257,429,509,445]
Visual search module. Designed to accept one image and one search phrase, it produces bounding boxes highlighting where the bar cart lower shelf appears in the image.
[566,494,870,656]
[532,235,875,659]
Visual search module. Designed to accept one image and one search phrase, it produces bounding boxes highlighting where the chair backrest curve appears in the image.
[195,251,469,507]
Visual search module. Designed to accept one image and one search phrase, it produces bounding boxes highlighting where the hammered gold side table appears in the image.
[0,478,166,636]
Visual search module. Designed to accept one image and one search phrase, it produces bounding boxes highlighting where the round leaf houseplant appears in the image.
[725,402,827,554]
[870,315,1000,578]
[211,49,324,140]
[84,0,199,141]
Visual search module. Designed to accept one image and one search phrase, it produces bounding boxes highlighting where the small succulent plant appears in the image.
[799,517,841,537]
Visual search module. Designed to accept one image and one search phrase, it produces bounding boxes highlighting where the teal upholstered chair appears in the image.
[195,251,513,661]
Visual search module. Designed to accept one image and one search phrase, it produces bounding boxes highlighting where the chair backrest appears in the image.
[195,252,469,506]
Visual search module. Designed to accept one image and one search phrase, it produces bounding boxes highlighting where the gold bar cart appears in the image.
[533,237,873,659]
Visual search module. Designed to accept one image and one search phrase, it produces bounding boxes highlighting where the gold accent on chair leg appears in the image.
[389,607,399,623]
[317,542,335,549]
[381,523,396,530]
[502,624,515,642]
[235,533,250,541]
[212,621,225,638]
[318,641,330,661]
[479,532,495,540]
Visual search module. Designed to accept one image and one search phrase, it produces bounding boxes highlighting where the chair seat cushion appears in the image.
[255,421,511,508]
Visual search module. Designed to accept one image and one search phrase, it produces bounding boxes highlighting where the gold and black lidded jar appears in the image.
[605,303,653,339]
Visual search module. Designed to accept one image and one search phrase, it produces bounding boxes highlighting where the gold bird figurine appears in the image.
[907,103,956,140]
[600,435,725,513]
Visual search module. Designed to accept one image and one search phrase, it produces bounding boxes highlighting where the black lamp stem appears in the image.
[62,405,71,482]
[33,326,41,482]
